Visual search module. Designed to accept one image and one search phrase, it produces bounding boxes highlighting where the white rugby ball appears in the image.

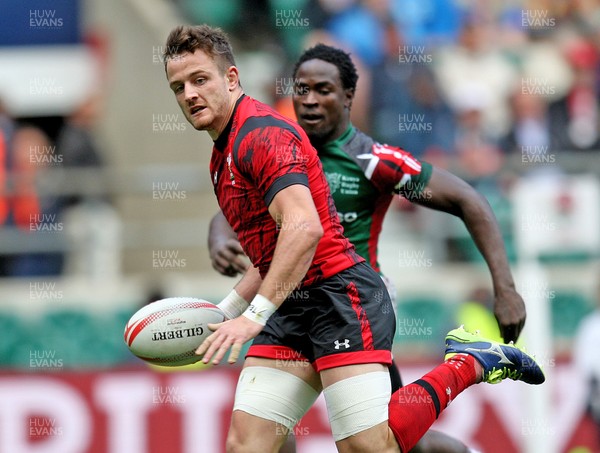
[124,297,225,366]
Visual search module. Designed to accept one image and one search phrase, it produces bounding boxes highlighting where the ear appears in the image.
[345,88,355,110]
[225,66,240,91]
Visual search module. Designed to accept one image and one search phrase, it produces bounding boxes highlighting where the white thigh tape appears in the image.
[323,371,391,441]
[233,366,319,430]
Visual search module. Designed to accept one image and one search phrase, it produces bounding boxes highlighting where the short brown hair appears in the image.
[163,24,236,73]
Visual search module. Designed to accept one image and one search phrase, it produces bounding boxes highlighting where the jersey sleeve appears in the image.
[234,118,310,206]
[362,142,432,197]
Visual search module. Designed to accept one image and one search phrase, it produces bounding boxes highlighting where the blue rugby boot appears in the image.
[445,326,545,385]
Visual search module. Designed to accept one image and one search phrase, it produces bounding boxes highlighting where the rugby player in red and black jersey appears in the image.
[164,25,544,453]
[208,43,530,453]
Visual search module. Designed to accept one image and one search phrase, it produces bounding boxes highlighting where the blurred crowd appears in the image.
[4,0,600,277]
[0,1,112,278]
[176,0,600,184]
[167,0,600,272]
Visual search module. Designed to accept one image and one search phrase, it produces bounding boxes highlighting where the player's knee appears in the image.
[336,424,399,453]
[279,434,297,453]
[226,415,279,453]
[225,428,244,453]
[226,412,250,453]
[225,421,256,453]
[225,438,271,453]
[409,443,470,453]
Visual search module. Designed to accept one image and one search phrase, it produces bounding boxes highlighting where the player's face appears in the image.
[166,49,236,137]
[293,59,352,145]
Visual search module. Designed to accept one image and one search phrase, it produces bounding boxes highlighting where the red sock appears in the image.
[388,354,478,452]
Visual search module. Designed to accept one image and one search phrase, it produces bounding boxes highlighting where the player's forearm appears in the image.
[417,168,516,293]
[216,266,261,320]
[258,222,323,307]
[256,184,324,307]
[458,194,516,293]
[234,266,262,301]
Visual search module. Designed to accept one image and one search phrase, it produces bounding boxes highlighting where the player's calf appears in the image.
[387,327,544,452]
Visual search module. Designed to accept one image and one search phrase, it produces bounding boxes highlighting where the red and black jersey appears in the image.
[210,95,362,286]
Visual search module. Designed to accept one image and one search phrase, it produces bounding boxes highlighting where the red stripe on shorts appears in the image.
[346,281,374,350]
[246,345,310,363]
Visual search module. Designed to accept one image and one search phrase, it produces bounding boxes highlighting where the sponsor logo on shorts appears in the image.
[334,339,350,350]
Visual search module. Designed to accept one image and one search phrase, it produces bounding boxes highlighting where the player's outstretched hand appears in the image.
[493,287,526,344]
[210,238,248,277]
[196,316,263,365]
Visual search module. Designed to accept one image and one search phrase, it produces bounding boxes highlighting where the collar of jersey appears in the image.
[322,123,355,152]
[213,94,246,152]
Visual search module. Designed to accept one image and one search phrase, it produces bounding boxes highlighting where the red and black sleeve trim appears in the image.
[264,173,309,207]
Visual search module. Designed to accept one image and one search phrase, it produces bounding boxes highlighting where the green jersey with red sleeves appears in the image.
[316,125,433,273]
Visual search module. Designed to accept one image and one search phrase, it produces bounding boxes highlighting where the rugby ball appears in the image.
[124,297,225,366]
